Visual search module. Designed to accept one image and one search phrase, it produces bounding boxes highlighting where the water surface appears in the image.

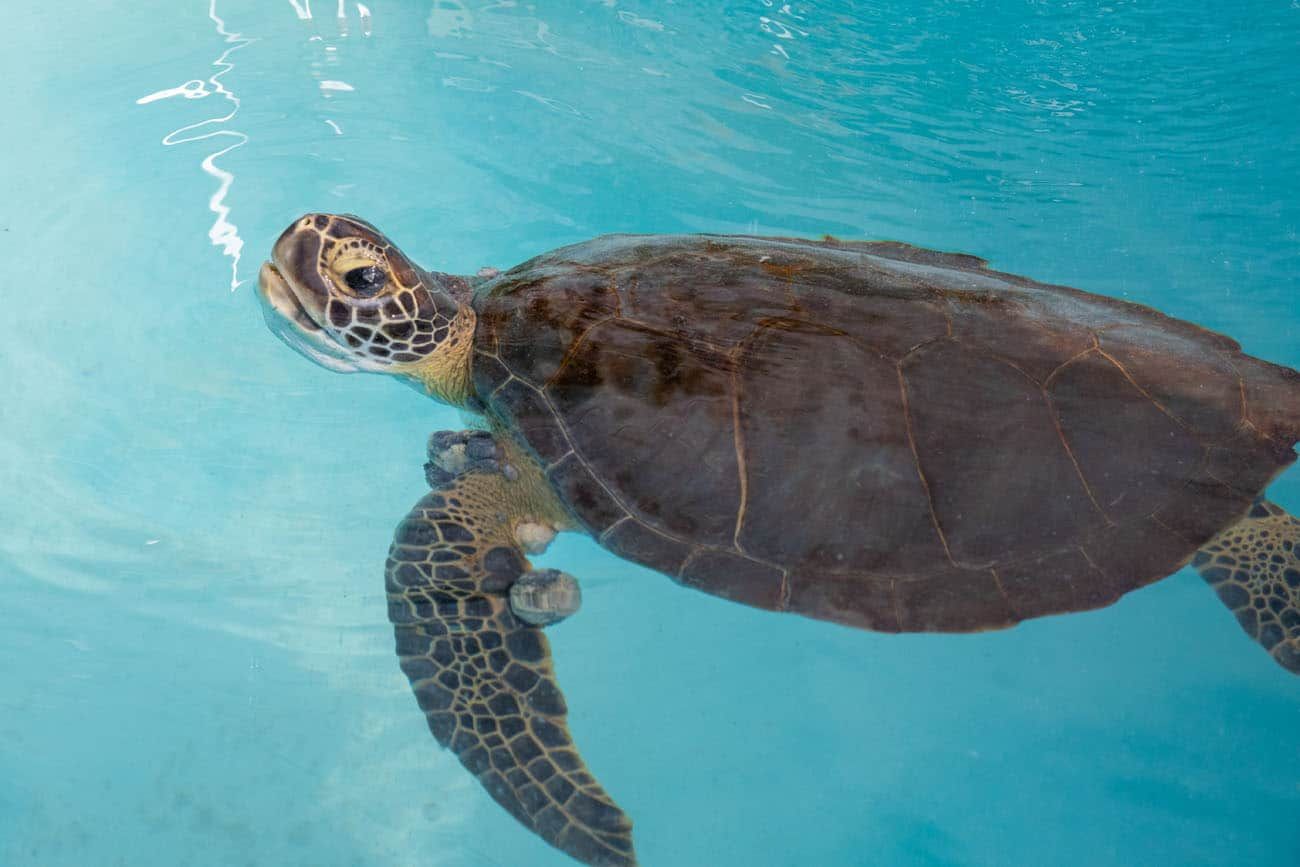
[3,2,1298,865]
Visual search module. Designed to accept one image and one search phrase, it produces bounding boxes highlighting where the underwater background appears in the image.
[2,1,1298,865]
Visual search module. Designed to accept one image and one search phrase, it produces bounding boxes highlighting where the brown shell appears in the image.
[470,234,1300,633]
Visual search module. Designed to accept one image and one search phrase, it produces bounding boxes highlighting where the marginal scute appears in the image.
[602,519,693,577]
[1237,355,1300,443]
[1151,472,1253,547]
[894,568,1017,632]
[1204,429,1298,496]
[1082,517,1191,600]
[995,548,1112,618]
[785,572,900,632]
[849,239,990,271]
[678,549,784,611]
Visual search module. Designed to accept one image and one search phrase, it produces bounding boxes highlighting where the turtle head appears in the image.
[258,213,476,405]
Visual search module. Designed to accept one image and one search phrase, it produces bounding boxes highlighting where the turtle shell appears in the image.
[470,235,1300,633]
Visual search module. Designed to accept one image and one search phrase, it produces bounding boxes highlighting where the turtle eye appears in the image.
[343,265,387,297]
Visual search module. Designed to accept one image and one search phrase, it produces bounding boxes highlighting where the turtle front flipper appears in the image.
[386,471,636,867]
[1194,499,1300,674]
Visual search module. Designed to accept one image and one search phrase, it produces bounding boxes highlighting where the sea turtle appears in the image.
[257,213,1300,867]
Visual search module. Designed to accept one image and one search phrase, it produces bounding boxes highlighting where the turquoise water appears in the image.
[3,1,1299,865]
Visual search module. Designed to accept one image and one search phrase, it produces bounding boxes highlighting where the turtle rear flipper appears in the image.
[1195,500,1300,673]
[386,474,636,867]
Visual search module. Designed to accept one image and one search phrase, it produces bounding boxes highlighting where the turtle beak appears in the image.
[257,260,363,374]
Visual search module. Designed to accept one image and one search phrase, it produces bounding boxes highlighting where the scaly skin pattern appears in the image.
[258,213,477,403]
[386,426,635,867]
[1195,500,1300,672]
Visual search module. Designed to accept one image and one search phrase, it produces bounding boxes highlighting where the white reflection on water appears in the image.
[136,0,252,292]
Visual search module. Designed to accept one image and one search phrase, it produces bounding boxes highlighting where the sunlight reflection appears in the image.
[758,0,809,61]
[135,0,252,292]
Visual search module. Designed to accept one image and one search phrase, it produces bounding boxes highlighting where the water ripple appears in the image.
[136,0,253,291]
